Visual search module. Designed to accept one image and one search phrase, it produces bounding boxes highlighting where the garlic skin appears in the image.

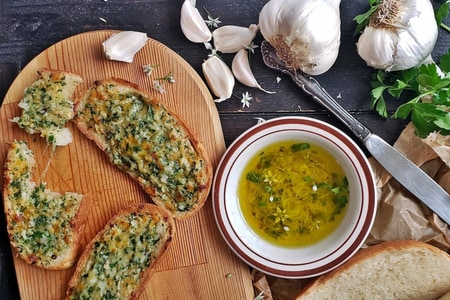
[202,55,235,102]
[180,0,212,43]
[212,24,259,53]
[102,31,148,63]
[259,0,341,76]
[357,0,438,72]
[232,49,274,94]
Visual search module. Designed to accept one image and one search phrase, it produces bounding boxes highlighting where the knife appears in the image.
[261,40,450,226]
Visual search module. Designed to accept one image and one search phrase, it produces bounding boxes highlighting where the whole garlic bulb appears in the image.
[356,0,438,72]
[259,0,341,76]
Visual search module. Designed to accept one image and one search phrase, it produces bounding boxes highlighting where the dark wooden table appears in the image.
[1,1,449,299]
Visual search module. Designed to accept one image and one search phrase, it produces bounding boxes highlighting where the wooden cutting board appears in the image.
[0,30,254,300]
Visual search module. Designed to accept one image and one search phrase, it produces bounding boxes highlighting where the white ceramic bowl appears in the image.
[212,116,377,279]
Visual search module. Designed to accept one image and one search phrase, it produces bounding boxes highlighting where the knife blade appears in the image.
[261,40,450,225]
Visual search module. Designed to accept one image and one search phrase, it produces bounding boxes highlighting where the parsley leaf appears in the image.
[370,50,450,138]
[440,49,450,72]
[436,1,450,33]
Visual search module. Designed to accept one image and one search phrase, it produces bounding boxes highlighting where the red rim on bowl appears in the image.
[212,116,377,279]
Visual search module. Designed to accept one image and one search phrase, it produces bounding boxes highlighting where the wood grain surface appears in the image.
[0,30,254,300]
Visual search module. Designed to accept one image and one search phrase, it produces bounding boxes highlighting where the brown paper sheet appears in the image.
[253,122,450,300]
[365,123,450,250]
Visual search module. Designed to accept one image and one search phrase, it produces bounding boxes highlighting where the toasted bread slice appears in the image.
[65,203,174,300]
[2,140,89,269]
[296,240,450,300]
[73,78,212,219]
[11,68,83,147]
[440,291,450,300]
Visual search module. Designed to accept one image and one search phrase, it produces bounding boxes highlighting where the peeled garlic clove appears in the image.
[180,0,212,43]
[202,55,235,102]
[259,0,341,75]
[356,0,438,71]
[212,24,259,53]
[102,31,148,63]
[232,49,274,94]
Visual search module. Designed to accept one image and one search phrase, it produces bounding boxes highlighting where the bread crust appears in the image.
[37,68,83,86]
[73,78,212,219]
[296,240,450,300]
[65,203,175,300]
[3,140,90,270]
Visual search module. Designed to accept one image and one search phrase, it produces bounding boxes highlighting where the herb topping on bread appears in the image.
[11,68,83,147]
[3,140,89,269]
[73,78,212,219]
[66,203,174,300]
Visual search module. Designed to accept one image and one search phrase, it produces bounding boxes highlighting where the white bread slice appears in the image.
[2,140,90,269]
[440,291,450,300]
[65,203,174,300]
[11,68,83,147]
[296,240,450,300]
[73,78,212,219]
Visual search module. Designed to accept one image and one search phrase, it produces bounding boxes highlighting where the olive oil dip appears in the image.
[238,140,349,247]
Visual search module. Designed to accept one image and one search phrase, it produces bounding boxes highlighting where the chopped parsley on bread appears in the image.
[11,68,83,147]
[296,240,450,300]
[3,140,89,269]
[73,78,212,219]
[65,203,174,300]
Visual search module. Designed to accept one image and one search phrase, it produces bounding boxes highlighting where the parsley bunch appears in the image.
[370,50,450,138]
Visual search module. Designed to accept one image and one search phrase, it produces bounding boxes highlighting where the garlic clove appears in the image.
[202,55,235,102]
[180,0,212,44]
[259,0,341,75]
[356,27,397,71]
[102,31,148,63]
[232,49,274,94]
[212,24,259,53]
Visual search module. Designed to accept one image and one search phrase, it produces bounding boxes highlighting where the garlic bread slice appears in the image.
[12,68,83,147]
[74,78,212,219]
[3,140,89,269]
[66,203,174,300]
